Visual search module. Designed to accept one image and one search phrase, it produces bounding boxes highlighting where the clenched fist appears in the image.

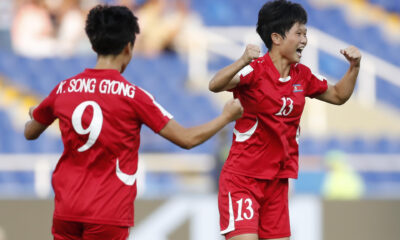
[340,46,361,68]
[241,44,261,64]
[222,98,243,122]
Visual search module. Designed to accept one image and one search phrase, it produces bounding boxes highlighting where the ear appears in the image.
[271,33,283,46]
[123,42,133,55]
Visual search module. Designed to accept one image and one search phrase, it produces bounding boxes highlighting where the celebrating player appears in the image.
[24,5,243,240]
[209,0,361,239]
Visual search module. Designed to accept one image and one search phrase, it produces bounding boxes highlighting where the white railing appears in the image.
[1,153,400,199]
[0,153,215,199]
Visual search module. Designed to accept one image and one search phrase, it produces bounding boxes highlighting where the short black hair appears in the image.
[256,0,307,50]
[85,5,140,55]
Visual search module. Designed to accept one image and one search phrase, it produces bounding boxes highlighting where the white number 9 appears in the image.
[72,101,103,152]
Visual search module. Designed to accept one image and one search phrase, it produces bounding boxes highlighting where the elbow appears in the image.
[208,82,217,93]
[330,98,347,106]
[24,132,38,140]
[178,136,198,150]
[331,86,352,105]
[24,124,40,140]
[209,88,218,93]
[335,95,351,105]
[208,80,221,93]
[180,141,196,150]
[24,124,38,140]
[181,144,191,150]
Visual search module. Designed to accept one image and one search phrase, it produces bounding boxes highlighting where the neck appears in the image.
[269,49,291,78]
[95,55,125,73]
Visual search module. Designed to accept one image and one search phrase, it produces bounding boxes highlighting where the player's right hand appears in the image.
[222,98,243,121]
[241,44,261,64]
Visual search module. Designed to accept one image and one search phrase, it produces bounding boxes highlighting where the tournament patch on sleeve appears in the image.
[238,65,254,77]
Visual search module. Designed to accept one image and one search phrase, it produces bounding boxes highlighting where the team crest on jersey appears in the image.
[293,84,303,92]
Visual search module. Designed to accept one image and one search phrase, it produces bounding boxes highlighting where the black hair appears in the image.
[85,5,140,55]
[256,0,307,50]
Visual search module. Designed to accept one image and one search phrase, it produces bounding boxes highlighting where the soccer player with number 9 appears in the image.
[209,1,361,239]
[24,5,243,240]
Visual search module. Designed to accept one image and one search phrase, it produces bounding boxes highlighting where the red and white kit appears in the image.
[33,69,171,227]
[219,53,328,238]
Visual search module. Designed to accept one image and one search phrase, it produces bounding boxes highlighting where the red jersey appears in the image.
[223,53,328,179]
[32,69,171,226]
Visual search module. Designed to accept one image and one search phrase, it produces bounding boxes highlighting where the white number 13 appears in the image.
[275,97,294,116]
[72,101,103,152]
[236,198,254,221]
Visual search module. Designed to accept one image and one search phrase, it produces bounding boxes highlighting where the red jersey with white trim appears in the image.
[32,69,171,226]
[223,53,328,179]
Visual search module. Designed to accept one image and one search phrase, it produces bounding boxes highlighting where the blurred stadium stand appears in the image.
[0,0,400,199]
[368,0,400,13]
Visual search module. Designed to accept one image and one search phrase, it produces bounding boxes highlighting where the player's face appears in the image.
[281,22,307,63]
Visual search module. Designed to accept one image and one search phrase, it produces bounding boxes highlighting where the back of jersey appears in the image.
[32,68,171,226]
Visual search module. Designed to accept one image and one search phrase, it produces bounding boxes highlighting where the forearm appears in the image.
[183,115,230,149]
[209,58,247,92]
[24,119,48,140]
[159,115,231,150]
[159,99,242,149]
[334,65,360,103]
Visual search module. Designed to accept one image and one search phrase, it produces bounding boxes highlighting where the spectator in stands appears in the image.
[134,0,193,57]
[24,5,243,239]
[57,0,87,56]
[12,0,91,57]
[208,0,361,239]
[55,0,88,55]
[11,0,57,57]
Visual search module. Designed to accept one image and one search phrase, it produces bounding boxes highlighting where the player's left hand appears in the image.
[340,46,361,68]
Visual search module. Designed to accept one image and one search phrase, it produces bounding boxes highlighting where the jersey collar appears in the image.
[84,68,121,75]
[263,52,294,83]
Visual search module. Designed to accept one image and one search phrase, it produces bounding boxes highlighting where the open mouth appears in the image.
[296,47,304,58]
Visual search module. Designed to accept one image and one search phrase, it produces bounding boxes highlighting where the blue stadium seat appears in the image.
[373,137,400,154]
[0,171,36,197]
[345,137,372,154]
[299,137,324,155]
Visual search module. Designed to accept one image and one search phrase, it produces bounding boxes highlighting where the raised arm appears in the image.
[159,98,243,149]
[317,46,361,105]
[24,106,48,140]
[209,44,260,92]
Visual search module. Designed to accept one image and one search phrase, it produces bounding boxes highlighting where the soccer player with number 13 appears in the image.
[209,1,361,239]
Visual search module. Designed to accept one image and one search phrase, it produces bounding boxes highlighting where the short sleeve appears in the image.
[304,68,328,98]
[134,87,172,133]
[32,91,57,126]
[237,63,256,88]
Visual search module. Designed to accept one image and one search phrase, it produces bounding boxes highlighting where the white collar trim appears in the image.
[279,76,291,82]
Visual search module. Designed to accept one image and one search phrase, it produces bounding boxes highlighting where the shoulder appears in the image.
[293,63,316,82]
[135,86,152,98]
[131,86,158,105]
[293,63,311,74]
[294,63,327,82]
[250,57,266,70]
[238,57,265,78]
